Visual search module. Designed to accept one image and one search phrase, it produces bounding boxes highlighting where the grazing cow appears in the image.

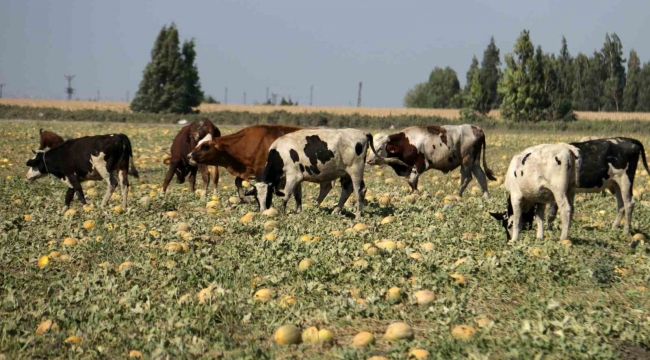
[39,129,65,149]
[25,134,139,209]
[578,136,599,142]
[490,143,582,241]
[541,138,650,234]
[162,119,220,198]
[189,124,333,205]
[366,125,496,198]
[248,129,400,218]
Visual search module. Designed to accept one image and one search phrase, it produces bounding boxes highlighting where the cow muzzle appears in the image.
[187,154,197,166]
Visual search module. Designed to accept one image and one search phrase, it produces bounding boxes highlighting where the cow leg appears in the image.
[534,203,546,239]
[472,164,490,199]
[101,172,118,207]
[611,186,624,230]
[235,177,252,204]
[553,192,573,241]
[333,176,353,215]
[210,166,219,195]
[188,167,198,194]
[618,180,634,234]
[119,170,129,208]
[64,188,75,209]
[280,178,299,214]
[68,176,87,206]
[315,181,333,206]
[457,166,473,197]
[547,202,558,230]
[351,173,365,218]
[162,162,178,195]
[293,183,303,213]
[510,196,523,242]
[199,165,209,200]
[407,169,420,194]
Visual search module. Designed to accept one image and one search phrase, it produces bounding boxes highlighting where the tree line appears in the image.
[405,30,650,121]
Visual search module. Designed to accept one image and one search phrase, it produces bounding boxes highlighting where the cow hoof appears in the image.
[331,207,341,215]
[239,197,252,204]
[482,193,490,200]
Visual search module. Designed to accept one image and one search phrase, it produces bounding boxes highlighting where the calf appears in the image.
[366,125,496,198]
[543,138,650,234]
[248,129,400,218]
[25,134,139,209]
[490,143,582,241]
[189,125,333,206]
[162,119,220,198]
[39,129,65,150]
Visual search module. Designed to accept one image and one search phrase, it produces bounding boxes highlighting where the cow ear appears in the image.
[489,212,506,221]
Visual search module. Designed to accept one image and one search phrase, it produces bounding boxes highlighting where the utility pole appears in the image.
[266,87,269,103]
[224,87,228,104]
[357,81,362,107]
[97,90,100,101]
[0,84,4,98]
[243,92,246,105]
[64,75,75,100]
[310,85,313,106]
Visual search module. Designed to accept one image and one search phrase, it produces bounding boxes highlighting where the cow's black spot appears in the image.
[448,157,453,163]
[432,144,436,149]
[355,142,363,156]
[555,156,561,165]
[299,164,305,172]
[520,171,524,177]
[569,138,643,189]
[289,149,300,163]
[514,171,517,178]
[522,153,531,165]
[305,166,313,175]
[304,135,334,175]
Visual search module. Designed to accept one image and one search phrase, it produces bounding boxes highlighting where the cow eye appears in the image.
[201,144,209,150]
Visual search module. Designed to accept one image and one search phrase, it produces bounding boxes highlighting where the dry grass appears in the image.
[2,98,650,121]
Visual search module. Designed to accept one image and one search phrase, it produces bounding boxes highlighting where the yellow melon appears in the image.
[64,336,82,345]
[351,331,374,348]
[264,233,277,241]
[211,225,225,234]
[318,329,334,345]
[353,223,368,231]
[83,220,95,230]
[262,208,278,217]
[385,322,414,341]
[450,273,466,285]
[35,319,53,335]
[386,286,402,303]
[129,350,144,358]
[274,325,302,346]
[298,258,315,271]
[380,216,395,225]
[409,348,429,359]
[353,259,369,269]
[451,325,477,340]
[264,220,278,231]
[413,290,435,305]
[37,256,50,268]
[253,288,274,302]
[301,326,320,344]
[62,237,77,247]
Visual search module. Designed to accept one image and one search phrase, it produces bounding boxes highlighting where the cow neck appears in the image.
[43,148,65,179]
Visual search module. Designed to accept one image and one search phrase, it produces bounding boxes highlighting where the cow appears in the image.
[490,143,582,242]
[540,138,650,234]
[578,136,599,142]
[162,119,220,198]
[247,129,402,218]
[366,125,496,198]
[39,129,65,150]
[25,134,139,210]
[188,125,334,206]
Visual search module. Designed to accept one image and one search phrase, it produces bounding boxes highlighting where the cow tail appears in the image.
[365,133,381,159]
[123,136,140,179]
[481,135,497,181]
[631,139,650,176]
[569,146,582,187]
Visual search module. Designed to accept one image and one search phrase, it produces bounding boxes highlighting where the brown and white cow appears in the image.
[248,129,394,218]
[189,125,333,205]
[542,137,650,234]
[39,129,65,150]
[162,119,220,198]
[366,125,496,198]
[490,143,582,242]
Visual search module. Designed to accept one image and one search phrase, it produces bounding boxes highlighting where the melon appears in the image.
[318,329,334,345]
[279,295,298,308]
[83,220,95,230]
[35,319,53,335]
[262,208,278,217]
[329,230,343,236]
[413,290,435,305]
[411,252,423,261]
[298,258,315,271]
[62,237,77,247]
[451,325,477,340]
[254,288,274,302]
[211,225,225,234]
[384,322,414,341]
[118,262,134,271]
[240,212,255,223]
[301,326,319,344]
[264,220,279,231]
[353,259,369,269]
[380,216,395,225]
[420,242,435,252]
[353,223,368,231]
[64,336,82,345]
[409,349,429,359]
[165,211,178,218]
[113,205,123,214]
[138,196,150,206]
[379,196,391,205]
[450,273,466,285]
[264,233,277,241]
[274,325,302,346]
[176,222,190,232]
[228,196,239,204]
[128,350,144,358]
[351,331,374,348]
[386,286,402,303]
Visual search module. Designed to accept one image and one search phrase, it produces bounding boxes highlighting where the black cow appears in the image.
[26,134,139,209]
[541,138,649,234]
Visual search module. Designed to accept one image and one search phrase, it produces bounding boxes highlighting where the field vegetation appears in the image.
[1,120,649,358]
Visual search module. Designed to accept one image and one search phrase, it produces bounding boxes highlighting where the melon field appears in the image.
[1,120,649,359]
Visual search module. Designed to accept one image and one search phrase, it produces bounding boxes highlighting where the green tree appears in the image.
[557,36,574,99]
[636,63,650,112]
[404,67,460,108]
[623,49,641,111]
[498,30,541,121]
[600,33,626,111]
[465,56,479,94]
[131,23,203,114]
[479,36,502,111]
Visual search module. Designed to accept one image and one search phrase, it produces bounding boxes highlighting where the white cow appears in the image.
[490,143,582,241]
[248,128,401,218]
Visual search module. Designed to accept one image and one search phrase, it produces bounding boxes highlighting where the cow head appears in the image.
[490,196,515,240]
[188,134,215,166]
[189,120,213,143]
[366,133,389,165]
[25,150,48,181]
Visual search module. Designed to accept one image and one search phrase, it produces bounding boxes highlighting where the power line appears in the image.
[64,75,76,100]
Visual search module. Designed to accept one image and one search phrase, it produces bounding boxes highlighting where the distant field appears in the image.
[4,98,650,121]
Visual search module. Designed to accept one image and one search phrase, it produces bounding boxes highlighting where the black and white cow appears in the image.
[543,137,650,234]
[366,125,496,198]
[25,134,139,209]
[248,128,400,218]
[490,143,582,242]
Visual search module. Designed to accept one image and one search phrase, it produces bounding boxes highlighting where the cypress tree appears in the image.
[623,49,640,111]
[479,37,502,111]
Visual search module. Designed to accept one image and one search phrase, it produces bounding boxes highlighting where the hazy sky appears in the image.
[1,0,648,107]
